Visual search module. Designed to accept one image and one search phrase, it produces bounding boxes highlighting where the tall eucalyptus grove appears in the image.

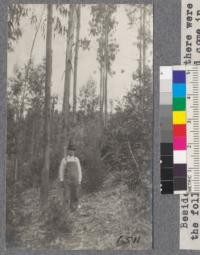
[90,4,119,127]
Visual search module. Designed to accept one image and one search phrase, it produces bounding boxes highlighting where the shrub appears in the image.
[41,199,73,242]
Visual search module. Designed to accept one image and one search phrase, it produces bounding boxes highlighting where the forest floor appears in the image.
[7,178,152,250]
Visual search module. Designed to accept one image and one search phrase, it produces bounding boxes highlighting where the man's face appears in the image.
[68,150,75,156]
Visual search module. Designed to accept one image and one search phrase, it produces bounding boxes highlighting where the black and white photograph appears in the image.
[6,3,153,250]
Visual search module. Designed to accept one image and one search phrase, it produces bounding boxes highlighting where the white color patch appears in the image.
[173,151,187,164]
[160,66,173,80]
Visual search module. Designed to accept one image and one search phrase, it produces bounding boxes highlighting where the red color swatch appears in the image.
[173,124,186,137]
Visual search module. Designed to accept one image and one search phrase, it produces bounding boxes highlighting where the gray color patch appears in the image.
[160,92,172,105]
[160,105,172,118]
[160,121,172,132]
[160,130,172,142]
[160,79,172,93]
[160,117,172,128]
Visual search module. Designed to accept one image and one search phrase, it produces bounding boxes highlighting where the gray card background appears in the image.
[1,0,200,254]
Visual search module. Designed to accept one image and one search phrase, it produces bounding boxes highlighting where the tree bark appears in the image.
[14,110,20,182]
[30,115,36,161]
[104,10,109,127]
[141,5,146,111]
[73,5,81,123]
[51,96,57,146]
[100,63,103,115]
[139,6,142,87]
[40,4,53,206]
[63,4,76,147]
[142,5,146,73]
[99,37,104,124]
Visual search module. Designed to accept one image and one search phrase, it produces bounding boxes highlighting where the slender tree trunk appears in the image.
[139,6,142,87]
[104,11,109,127]
[104,70,108,127]
[141,5,146,111]
[14,110,20,182]
[40,4,53,206]
[14,158,18,182]
[142,5,146,73]
[73,5,81,123]
[20,6,46,121]
[102,60,106,125]
[30,116,35,161]
[99,36,104,125]
[100,64,103,115]
[50,97,55,146]
[63,4,76,148]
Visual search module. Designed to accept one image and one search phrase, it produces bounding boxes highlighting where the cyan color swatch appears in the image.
[173,84,186,97]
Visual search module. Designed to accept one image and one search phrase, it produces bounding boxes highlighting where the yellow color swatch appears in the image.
[173,111,186,124]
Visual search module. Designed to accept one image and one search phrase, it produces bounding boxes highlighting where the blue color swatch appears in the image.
[173,70,186,83]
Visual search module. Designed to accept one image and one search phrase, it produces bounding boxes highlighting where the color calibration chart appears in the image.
[160,65,200,195]
[160,66,187,194]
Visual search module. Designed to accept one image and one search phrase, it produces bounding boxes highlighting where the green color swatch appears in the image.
[173,97,186,111]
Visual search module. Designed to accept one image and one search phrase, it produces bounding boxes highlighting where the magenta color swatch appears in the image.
[173,136,186,150]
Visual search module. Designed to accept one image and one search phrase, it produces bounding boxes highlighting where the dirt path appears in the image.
[10,181,151,250]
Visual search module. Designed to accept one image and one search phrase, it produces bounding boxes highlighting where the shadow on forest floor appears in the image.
[7,177,152,250]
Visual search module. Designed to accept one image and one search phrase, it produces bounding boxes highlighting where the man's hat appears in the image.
[68,141,76,151]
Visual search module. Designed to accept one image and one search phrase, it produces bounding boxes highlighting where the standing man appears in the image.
[59,142,82,211]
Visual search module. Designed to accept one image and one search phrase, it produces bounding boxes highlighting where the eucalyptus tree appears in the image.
[8,4,28,51]
[89,4,119,127]
[61,5,76,154]
[73,5,81,122]
[8,5,47,183]
[126,4,153,111]
[8,61,46,183]
[126,4,152,80]
[72,5,90,123]
[40,4,53,205]
[57,4,90,151]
